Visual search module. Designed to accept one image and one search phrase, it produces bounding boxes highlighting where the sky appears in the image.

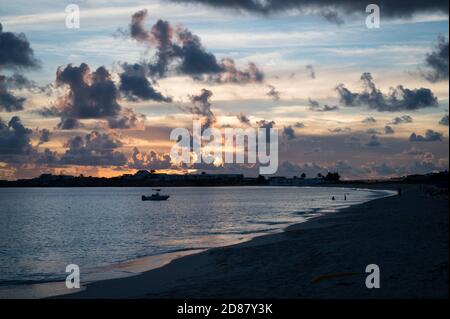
[0,0,449,180]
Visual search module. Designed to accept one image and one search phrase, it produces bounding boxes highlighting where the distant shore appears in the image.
[59,183,448,299]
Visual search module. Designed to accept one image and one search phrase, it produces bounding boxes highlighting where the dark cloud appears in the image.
[294,122,305,128]
[438,114,449,126]
[128,147,172,170]
[308,98,339,112]
[207,58,264,84]
[329,127,351,133]
[390,115,413,125]
[256,119,276,144]
[119,63,172,102]
[384,126,395,135]
[336,72,438,112]
[38,128,51,145]
[362,116,377,124]
[33,147,59,164]
[60,131,127,166]
[38,63,144,129]
[266,84,280,101]
[171,0,448,23]
[0,24,40,112]
[0,23,39,70]
[423,35,449,82]
[3,73,34,89]
[0,116,33,156]
[125,10,264,84]
[305,64,316,79]
[107,107,145,130]
[0,75,26,111]
[282,125,296,140]
[409,129,443,142]
[236,113,251,125]
[319,8,344,25]
[0,73,50,112]
[174,26,223,76]
[257,119,275,129]
[184,88,216,128]
[0,117,58,166]
[365,135,381,147]
[57,117,81,130]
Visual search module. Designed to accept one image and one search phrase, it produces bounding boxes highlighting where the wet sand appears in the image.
[60,184,448,299]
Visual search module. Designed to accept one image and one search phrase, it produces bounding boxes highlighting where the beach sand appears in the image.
[60,184,448,299]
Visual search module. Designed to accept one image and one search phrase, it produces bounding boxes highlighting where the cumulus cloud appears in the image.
[257,119,276,144]
[336,72,438,112]
[184,88,216,128]
[0,75,26,112]
[0,116,33,156]
[423,35,449,82]
[439,114,449,126]
[0,117,58,170]
[329,127,351,133]
[257,119,276,129]
[282,125,296,140]
[38,128,51,145]
[236,113,251,126]
[384,126,395,135]
[0,24,40,112]
[123,10,264,84]
[362,116,377,124]
[266,84,280,101]
[60,131,127,166]
[38,63,144,129]
[308,98,339,112]
[119,63,172,102]
[390,115,413,125]
[0,74,50,112]
[107,107,146,130]
[0,23,39,70]
[208,58,264,84]
[127,147,172,170]
[409,129,443,142]
[171,0,448,24]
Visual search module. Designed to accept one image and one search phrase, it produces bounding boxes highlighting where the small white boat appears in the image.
[142,189,170,201]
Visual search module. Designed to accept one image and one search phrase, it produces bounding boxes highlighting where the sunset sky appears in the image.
[0,0,448,180]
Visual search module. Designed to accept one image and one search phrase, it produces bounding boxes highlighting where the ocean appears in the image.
[0,186,393,294]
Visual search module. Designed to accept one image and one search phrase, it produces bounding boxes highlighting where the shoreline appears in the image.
[2,186,390,299]
[59,184,448,299]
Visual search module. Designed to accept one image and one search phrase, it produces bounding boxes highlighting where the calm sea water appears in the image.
[0,186,392,287]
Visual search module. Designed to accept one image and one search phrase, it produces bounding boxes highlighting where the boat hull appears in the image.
[141,195,170,201]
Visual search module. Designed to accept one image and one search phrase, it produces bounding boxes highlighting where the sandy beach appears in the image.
[60,184,448,299]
